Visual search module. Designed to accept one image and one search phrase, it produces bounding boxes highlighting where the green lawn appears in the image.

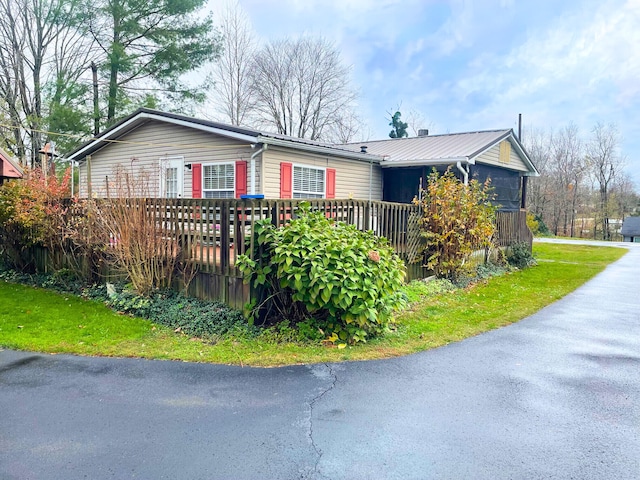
[0,243,627,366]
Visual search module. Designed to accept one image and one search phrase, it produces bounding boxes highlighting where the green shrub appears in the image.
[237,204,407,345]
[526,212,550,236]
[505,242,537,269]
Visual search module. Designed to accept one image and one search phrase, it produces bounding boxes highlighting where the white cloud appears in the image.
[450,0,640,124]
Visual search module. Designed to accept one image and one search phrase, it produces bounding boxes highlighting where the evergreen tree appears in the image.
[389,111,408,138]
[86,0,222,126]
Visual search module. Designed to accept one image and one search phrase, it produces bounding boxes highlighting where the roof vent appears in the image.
[360,145,368,153]
[418,129,429,137]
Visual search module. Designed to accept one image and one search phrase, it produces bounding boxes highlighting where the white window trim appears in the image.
[292,163,326,199]
[202,161,236,198]
[159,156,184,198]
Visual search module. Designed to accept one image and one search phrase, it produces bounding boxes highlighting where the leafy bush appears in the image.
[414,168,497,278]
[505,242,537,269]
[0,167,70,270]
[526,212,550,236]
[237,204,407,345]
[105,288,252,338]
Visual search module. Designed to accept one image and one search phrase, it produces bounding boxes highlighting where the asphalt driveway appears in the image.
[1,240,639,479]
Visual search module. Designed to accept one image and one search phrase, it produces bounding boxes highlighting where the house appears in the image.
[342,129,539,211]
[621,217,640,242]
[67,108,383,200]
[0,148,23,185]
[68,109,538,211]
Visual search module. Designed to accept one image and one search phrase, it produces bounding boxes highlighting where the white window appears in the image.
[203,163,235,198]
[159,157,184,198]
[293,165,324,198]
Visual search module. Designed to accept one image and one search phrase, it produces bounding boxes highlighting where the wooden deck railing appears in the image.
[143,198,424,277]
[34,199,532,307]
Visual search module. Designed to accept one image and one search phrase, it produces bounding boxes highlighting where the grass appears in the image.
[0,243,628,366]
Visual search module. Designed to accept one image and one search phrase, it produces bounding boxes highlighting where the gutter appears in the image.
[381,157,473,168]
[258,136,383,163]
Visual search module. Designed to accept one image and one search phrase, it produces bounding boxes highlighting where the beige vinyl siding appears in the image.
[78,121,257,197]
[262,147,382,200]
[475,140,528,172]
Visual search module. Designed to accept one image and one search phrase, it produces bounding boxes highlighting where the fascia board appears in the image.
[470,130,540,176]
[381,157,472,168]
[510,136,540,176]
[468,131,511,160]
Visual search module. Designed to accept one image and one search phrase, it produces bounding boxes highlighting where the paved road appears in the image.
[2,241,639,479]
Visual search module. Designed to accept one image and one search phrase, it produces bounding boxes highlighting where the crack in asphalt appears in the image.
[307,363,338,480]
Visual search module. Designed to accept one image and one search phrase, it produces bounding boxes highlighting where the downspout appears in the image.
[369,159,373,201]
[250,143,266,195]
[456,161,469,185]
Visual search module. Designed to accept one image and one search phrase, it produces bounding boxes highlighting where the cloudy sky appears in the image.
[210,0,640,186]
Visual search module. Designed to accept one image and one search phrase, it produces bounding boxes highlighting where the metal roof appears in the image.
[344,129,509,160]
[340,129,538,175]
[67,108,382,163]
[621,216,640,236]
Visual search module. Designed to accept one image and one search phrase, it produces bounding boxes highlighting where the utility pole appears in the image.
[91,62,100,136]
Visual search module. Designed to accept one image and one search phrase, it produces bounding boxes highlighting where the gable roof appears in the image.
[621,216,640,236]
[341,129,539,176]
[67,108,383,164]
[0,148,23,178]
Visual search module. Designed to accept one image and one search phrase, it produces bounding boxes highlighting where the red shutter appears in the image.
[191,163,202,198]
[280,162,292,199]
[326,168,336,199]
[235,160,247,198]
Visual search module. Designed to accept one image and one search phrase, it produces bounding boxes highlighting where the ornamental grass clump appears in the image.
[237,204,406,345]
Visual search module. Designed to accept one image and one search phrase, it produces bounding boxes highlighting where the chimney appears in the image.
[418,129,429,137]
[360,145,368,153]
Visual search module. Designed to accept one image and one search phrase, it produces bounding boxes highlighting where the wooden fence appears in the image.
[495,210,533,249]
[25,199,532,308]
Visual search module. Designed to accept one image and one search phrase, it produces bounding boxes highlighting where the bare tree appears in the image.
[0,0,90,164]
[323,109,363,144]
[548,124,585,236]
[611,171,639,222]
[0,0,31,161]
[250,36,359,141]
[404,108,433,137]
[523,127,553,222]
[210,1,255,126]
[586,122,624,240]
